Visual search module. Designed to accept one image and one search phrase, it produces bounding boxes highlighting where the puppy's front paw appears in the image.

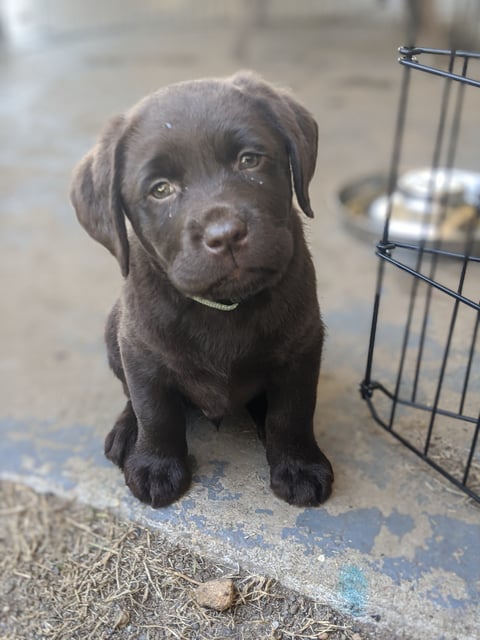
[270,453,333,507]
[123,451,191,508]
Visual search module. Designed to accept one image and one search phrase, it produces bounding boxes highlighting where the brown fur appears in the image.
[70,72,333,507]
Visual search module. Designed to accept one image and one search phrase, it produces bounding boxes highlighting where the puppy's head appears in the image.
[71,72,318,302]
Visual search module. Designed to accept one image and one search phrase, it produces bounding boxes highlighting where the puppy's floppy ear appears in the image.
[70,115,130,277]
[230,71,318,218]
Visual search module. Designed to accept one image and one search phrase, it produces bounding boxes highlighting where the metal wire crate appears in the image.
[361,47,480,503]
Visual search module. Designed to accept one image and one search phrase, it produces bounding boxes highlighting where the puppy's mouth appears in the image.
[183,266,280,306]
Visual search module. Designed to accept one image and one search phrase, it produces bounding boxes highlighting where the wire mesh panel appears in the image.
[361,47,480,503]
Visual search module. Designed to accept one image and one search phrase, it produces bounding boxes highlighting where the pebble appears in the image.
[194,578,236,611]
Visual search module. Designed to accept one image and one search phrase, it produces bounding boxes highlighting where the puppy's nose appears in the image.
[203,218,248,254]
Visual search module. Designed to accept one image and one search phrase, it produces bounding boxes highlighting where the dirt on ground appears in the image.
[0,481,388,640]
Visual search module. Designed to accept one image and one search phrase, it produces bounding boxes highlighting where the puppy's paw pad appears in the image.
[104,403,138,468]
[270,456,333,507]
[124,453,191,508]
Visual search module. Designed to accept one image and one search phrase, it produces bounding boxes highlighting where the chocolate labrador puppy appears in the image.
[71,71,333,508]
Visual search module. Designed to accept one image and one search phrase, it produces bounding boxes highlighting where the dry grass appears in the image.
[0,481,374,640]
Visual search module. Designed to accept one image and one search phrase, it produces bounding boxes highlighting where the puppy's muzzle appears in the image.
[202,216,248,256]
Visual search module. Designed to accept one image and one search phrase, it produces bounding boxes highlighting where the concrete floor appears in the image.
[1,5,479,639]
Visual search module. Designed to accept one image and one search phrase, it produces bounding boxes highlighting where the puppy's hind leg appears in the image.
[104,301,138,468]
[104,400,138,469]
[105,301,128,393]
[246,392,268,443]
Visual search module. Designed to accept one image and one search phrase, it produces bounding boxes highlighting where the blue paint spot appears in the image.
[146,496,208,530]
[282,505,475,611]
[146,495,273,551]
[255,508,274,516]
[218,523,273,549]
[338,565,368,615]
[384,509,414,537]
[147,509,272,550]
[0,416,110,490]
[193,460,241,501]
[379,514,479,606]
[282,507,383,555]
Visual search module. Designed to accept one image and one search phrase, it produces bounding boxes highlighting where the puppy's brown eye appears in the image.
[150,181,174,199]
[238,153,261,170]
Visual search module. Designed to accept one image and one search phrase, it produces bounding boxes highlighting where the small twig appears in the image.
[162,567,202,586]
[0,505,31,516]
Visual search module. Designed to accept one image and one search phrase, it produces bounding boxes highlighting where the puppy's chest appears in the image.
[182,363,264,421]
[163,333,270,420]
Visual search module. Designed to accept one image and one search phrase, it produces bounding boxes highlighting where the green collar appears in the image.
[190,296,239,312]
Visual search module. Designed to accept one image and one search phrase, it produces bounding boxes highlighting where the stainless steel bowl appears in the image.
[337,168,480,251]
